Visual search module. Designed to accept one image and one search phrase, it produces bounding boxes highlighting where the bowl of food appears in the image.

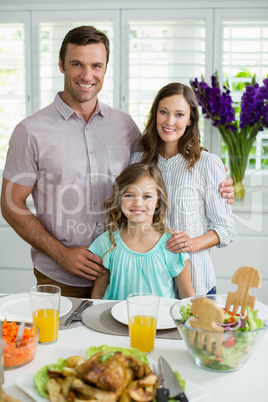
[170,294,268,372]
[2,319,39,369]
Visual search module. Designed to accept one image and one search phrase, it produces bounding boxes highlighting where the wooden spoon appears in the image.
[189,297,225,357]
[225,266,262,315]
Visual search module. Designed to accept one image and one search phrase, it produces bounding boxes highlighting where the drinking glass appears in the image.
[29,285,61,344]
[127,292,160,354]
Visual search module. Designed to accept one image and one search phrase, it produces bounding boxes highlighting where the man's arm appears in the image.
[1,178,105,280]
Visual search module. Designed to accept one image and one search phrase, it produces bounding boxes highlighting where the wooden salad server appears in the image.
[189,297,225,357]
[225,266,262,315]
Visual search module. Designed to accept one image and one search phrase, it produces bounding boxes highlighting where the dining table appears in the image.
[2,297,268,402]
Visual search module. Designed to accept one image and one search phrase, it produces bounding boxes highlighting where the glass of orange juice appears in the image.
[127,293,160,354]
[29,285,61,344]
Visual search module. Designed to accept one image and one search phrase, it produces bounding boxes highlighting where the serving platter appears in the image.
[15,368,209,402]
[0,293,72,322]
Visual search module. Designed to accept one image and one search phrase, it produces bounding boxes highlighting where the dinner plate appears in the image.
[0,293,72,322]
[111,297,177,330]
[15,370,209,402]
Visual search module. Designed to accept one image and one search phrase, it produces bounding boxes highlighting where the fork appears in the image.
[225,266,262,315]
[189,297,225,356]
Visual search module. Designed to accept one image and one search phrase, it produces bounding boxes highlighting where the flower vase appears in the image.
[228,155,248,200]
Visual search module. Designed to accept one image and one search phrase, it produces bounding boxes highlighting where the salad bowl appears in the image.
[170,294,268,372]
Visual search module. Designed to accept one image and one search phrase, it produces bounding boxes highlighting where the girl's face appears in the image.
[121,176,159,226]
[156,94,191,145]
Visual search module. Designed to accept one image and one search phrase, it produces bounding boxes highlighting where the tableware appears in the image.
[127,293,159,353]
[170,294,268,372]
[15,367,209,402]
[111,297,176,330]
[15,321,25,346]
[64,300,93,326]
[3,322,39,370]
[29,285,60,344]
[225,266,262,315]
[0,293,72,322]
[152,362,169,402]
[159,356,189,401]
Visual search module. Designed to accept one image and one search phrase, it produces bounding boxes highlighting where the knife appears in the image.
[159,356,189,402]
[64,300,93,326]
[155,361,169,402]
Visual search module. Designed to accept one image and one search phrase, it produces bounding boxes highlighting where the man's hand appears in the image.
[219,166,234,204]
[58,247,106,281]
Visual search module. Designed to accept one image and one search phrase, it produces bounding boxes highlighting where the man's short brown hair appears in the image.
[59,25,110,69]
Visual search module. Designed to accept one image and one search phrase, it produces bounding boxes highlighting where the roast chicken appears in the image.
[45,351,158,401]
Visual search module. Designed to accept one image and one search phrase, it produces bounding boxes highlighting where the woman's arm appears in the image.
[167,229,220,253]
[91,269,110,299]
[174,260,195,299]
[167,154,236,254]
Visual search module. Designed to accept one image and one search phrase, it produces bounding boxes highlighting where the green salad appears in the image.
[34,344,185,400]
[178,304,266,371]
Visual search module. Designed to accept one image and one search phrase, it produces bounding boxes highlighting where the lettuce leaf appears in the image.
[34,358,66,398]
[179,304,191,322]
[243,306,264,331]
[86,344,149,365]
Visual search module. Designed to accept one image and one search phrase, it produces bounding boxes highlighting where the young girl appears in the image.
[130,83,237,296]
[90,163,195,300]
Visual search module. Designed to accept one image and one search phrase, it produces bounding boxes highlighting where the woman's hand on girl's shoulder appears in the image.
[166,230,194,253]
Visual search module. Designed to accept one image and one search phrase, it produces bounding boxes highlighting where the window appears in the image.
[122,9,213,141]
[215,10,268,171]
[0,7,267,175]
[0,19,27,166]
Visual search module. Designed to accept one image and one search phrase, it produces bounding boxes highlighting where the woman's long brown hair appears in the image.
[140,82,206,170]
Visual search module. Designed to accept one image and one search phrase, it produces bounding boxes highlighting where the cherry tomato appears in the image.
[223,336,236,347]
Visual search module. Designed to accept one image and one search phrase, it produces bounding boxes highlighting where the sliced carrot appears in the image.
[2,318,37,368]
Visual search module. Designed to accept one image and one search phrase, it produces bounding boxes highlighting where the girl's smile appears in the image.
[121,176,159,226]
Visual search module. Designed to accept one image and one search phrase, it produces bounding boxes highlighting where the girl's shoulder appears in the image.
[129,151,143,164]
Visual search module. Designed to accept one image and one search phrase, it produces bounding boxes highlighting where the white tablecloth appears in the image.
[3,300,268,402]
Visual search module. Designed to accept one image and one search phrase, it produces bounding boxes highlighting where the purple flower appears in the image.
[240,81,268,129]
[191,74,235,129]
[190,73,268,132]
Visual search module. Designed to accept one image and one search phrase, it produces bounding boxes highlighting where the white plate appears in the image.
[0,293,72,322]
[111,297,177,330]
[15,370,209,402]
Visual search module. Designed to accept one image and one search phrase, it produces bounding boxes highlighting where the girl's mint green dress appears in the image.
[89,229,189,300]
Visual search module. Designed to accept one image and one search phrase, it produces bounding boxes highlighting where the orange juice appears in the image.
[128,315,157,353]
[32,308,59,343]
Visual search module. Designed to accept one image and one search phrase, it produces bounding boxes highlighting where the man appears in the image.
[1,26,234,297]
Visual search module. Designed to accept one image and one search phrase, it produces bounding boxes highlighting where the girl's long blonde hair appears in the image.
[104,163,170,253]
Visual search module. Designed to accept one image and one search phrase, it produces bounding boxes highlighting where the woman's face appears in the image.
[156,94,191,145]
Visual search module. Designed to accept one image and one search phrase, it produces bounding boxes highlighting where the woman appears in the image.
[130,83,237,296]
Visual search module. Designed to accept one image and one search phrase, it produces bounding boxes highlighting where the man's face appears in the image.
[59,43,107,108]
